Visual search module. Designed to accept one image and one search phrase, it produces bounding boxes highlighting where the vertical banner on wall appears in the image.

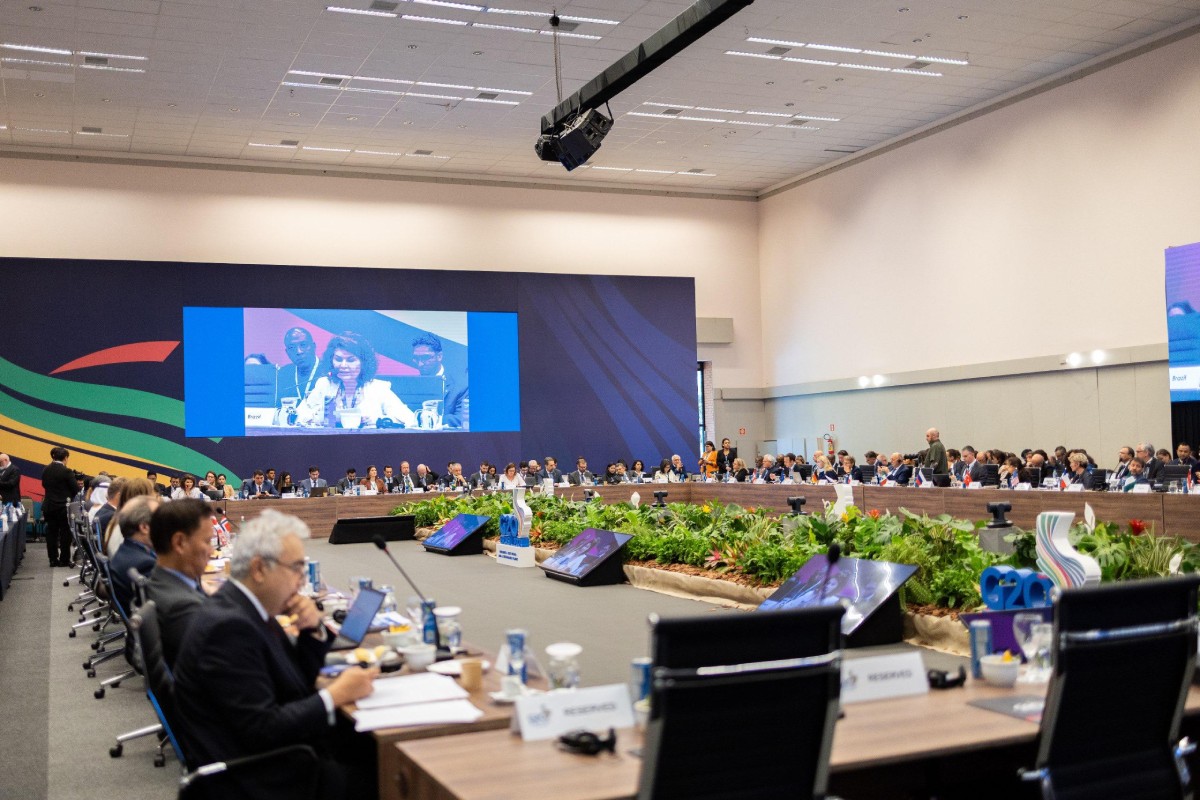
[1165,242,1200,447]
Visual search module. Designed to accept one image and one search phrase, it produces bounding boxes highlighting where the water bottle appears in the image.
[422,599,438,645]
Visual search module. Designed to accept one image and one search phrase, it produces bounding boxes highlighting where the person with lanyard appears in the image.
[279,327,321,406]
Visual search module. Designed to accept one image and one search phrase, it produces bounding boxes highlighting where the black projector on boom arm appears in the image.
[535,0,754,171]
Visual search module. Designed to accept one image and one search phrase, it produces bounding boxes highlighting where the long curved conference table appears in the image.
[211,482,1200,542]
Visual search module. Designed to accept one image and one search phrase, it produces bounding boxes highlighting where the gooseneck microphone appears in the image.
[816,542,841,607]
[372,535,429,605]
[372,535,449,659]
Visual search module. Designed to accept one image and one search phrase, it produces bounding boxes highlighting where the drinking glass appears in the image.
[1012,612,1043,683]
[406,594,424,627]
[1029,622,1054,682]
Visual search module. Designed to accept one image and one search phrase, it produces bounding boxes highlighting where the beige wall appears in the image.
[757,32,1200,461]
[0,158,764,395]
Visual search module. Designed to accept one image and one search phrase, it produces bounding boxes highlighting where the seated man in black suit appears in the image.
[961,447,986,484]
[145,498,211,667]
[567,457,596,486]
[1136,443,1163,482]
[537,456,564,485]
[109,496,160,615]
[884,453,912,486]
[241,469,280,499]
[173,510,377,800]
[335,468,358,494]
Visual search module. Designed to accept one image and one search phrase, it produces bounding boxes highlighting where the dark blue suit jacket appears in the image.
[173,581,334,798]
[887,464,913,486]
[109,538,156,614]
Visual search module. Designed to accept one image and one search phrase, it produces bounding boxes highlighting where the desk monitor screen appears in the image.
[758,555,917,635]
[423,513,491,551]
[541,528,633,579]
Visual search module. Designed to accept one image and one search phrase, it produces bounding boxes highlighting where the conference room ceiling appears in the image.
[1,0,1198,197]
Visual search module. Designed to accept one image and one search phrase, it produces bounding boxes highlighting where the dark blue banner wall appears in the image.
[0,258,697,494]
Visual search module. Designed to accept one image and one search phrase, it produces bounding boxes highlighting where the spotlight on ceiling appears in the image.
[535,107,613,171]
[1065,352,1083,368]
[535,0,754,171]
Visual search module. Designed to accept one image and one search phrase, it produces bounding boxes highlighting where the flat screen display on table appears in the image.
[423,514,491,551]
[757,555,917,635]
[183,307,519,436]
[540,528,632,578]
[1166,242,1200,402]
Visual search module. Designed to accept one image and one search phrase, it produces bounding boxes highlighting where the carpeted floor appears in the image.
[0,534,966,799]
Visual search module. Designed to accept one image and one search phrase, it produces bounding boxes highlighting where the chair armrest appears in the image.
[178,744,320,798]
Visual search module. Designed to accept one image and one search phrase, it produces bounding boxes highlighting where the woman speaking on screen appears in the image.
[296,331,419,429]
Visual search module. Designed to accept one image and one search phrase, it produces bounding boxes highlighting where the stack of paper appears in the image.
[353,672,484,732]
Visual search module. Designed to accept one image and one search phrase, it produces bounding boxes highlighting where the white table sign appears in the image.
[840,652,928,705]
[513,684,634,741]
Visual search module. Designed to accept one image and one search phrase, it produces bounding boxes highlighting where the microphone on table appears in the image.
[372,535,450,660]
[816,542,841,608]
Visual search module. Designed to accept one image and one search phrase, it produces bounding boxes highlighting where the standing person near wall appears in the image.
[921,428,949,474]
[41,446,76,567]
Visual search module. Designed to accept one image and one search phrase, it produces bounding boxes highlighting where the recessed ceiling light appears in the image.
[28,6,42,11]
[288,111,300,117]
[1065,352,1083,368]
[408,44,418,49]
[655,140,666,144]
[472,51,483,55]
[355,150,403,156]
[858,376,870,388]
[167,103,177,107]
[958,15,969,20]
[228,107,239,112]
[402,120,414,125]
[898,6,909,11]
[101,98,110,102]
[346,115,359,120]
[33,92,44,97]
[303,145,352,152]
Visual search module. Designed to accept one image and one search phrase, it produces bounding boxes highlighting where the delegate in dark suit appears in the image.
[964,460,986,483]
[109,538,156,615]
[144,567,206,668]
[41,450,76,566]
[0,458,20,504]
[173,581,344,799]
[887,464,913,486]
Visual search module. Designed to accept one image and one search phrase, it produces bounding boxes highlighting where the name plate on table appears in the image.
[514,684,634,741]
[496,542,536,568]
[1065,484,1084,492]
[1131,484,1152,493]
[840,652,928,705]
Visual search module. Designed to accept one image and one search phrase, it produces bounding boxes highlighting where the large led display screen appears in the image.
[0,258,698,500]
[1167,242,1200,402]
[183,307,518,436]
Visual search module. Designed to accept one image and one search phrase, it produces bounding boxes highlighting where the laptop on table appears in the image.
[329,587,387,651]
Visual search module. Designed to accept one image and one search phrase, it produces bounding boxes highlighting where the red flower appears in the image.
[868,509,881,520]
[1129,519,1147,536]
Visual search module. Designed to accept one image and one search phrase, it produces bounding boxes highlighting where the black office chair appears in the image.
[1021,575,1200,800]
[126,601,321,799]
[637,605,845,800]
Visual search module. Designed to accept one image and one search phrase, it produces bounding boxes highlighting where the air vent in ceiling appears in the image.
[280,139,300,146]
[413,149,433,155]
[825,146,861,154]
[766,46,791,56]
[319,76,344,86]
[369,1,399,10]
[83,55,108,66]
[787,118,810,125]
[81,125,102,133]
[557,20,579,32]
[662,108,683,116]
[476,91,498,100]
[686,168,707,174]
[903,60,932,70]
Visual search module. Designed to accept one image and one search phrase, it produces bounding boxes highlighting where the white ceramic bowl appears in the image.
[979,654,1020,688]
[381,629,418,649]
[400,643,437,672]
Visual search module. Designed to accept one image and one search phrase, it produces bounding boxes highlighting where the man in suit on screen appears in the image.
[173,510,377,800]
[411,334,468,429]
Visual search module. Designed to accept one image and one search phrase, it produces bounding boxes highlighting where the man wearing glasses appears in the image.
[173,510,377,799]
[411,334,469,429]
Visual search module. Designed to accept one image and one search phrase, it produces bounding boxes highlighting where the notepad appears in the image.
[353,699,484,732]
[354,672,469,711]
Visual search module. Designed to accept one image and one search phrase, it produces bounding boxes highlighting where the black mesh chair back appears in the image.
[857,464,876,483]
[1160,465,1191,490]
[1031,576,1200,800]
[981,463,1001,486]
[129,601,190,766]
[637,605,844,800]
